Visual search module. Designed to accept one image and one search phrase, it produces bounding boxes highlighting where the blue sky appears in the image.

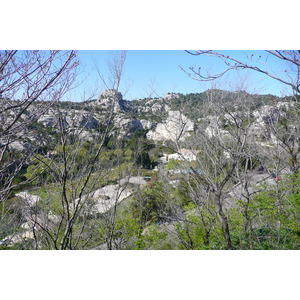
[70,50,293,101]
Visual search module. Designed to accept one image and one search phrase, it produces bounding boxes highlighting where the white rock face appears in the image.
[100,89,123,101]
[9,141,33,152]
[146,110,194,142]
[79,115,99,129]
[138,101,170,114]
[71,129,94,142]
[140,119,157,130]
[202,101,297,145]
[38,114,56,127]
[96,89,124,112]
[151,102,165,113]
[164,93,180,100]
[204,116,229,139]
[38,111,100,130]
[75,184,133,214]
[16,191,41,207]
[116,118,143,139]
[247,101,295,141]
[38,112,68,128]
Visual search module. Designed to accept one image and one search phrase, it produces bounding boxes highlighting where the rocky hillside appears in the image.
[1,88,297,153]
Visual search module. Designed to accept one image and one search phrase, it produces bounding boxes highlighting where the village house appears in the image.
[159,149,199,163]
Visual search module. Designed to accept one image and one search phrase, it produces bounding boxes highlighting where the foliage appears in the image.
[142,225,172,249]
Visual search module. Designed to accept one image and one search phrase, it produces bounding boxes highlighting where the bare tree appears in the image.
[181,50,300,172]
[0,51,78,192]
[147,87,265,249]
[0,51,78,246]
[0,50,139,250]
[94,50,127,92]
[0,51,78,136]
[181,50,300,95]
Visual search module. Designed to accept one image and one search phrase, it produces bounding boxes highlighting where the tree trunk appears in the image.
[216,193,232,250]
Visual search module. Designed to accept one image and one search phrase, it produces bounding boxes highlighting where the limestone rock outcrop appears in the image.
[95,89,132,112]
[146,110,194,142]
[116,118,143,139]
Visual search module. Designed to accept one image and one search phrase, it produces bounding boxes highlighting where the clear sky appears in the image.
[3,0,297,103]
[70,50,294,101]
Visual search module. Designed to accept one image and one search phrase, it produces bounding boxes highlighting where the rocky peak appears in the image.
[99,89,123,101]
[96,89,122,110]
[164,93,180,100]
[96,89,132,112]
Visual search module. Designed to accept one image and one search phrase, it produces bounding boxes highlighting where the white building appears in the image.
[159,149,199,163]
